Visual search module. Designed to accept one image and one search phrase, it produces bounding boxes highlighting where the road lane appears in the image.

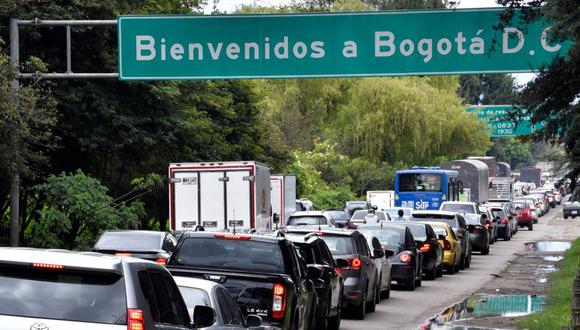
[340,205,578,330]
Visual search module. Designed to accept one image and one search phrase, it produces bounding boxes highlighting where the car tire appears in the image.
[529,223,533,231]
[353,287,366,320]
[564,215,568,219]
[426,266,437,280]
[504,233,510,241]
[460,254,466,270]
[482,245,489,255]
[437,264,444,277]
[405,272,417,291]
[415,274,422,287]
[328,298,341,330]
[366,283,377,313]
[466,253,471,268]
[381,276,391,299]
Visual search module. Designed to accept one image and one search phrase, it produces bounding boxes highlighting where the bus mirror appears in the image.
[272,213,280,224]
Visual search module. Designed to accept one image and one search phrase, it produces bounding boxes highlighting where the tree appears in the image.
[30,170,144,250]
[459,74,518,105]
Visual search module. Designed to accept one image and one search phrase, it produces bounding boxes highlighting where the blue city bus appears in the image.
[394,167,461,210]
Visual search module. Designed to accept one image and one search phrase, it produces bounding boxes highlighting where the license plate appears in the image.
[573,211,578,215]
[229,220,244,227]
[202,221,217,228]
[182,221,197,229]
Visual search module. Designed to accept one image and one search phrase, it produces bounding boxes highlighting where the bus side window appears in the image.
[448,181,454,201]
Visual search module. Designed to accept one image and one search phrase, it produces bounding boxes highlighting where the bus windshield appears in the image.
[399,173,443,192]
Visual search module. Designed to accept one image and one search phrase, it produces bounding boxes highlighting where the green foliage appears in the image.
[487,137,535,169]
[459,74,518,105]
[30,170,144,250]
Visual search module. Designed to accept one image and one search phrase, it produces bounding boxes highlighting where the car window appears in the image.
[177,238,285,273]
[320,236,355,255]
[217,287,245,326]
[287,216,327,226]
[463,214,483,226]
[154,272,190,326]
[355,237,369,256]
[371,237,382,251]
[491,209,506,219]
[163,234,178,252]
[431,225,447,237]
[95,232,162,251]
[357,228,402,246]
[296,244,316,264]
[405,230,415,249]
[457,216,467,229]
[319,243,334,266]
[408,225,427,241]
[177,286,211,316]
[324,210,348,221]
[0,266,126,324]
[441,203,476,214]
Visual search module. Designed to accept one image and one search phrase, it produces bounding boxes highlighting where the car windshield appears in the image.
[463,214,482,226]
[384,208,412,217]
[407,225,427,241]
[0,266,126,324]
[94,232,162,251]
[358,228,403,246]
[398,173,443,192]
[176,238,285,272]
[324,210,348,221]
[351,210,386,221]
[513,202,528,209]
[441,204,475,214]
[346,202,367,209]
[287,216,327,226]
[319,236,355,255]
[178,286,211,316]
[491,209,506,219]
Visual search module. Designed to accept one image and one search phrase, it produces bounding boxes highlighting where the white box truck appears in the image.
[270,175,296,227]
[169,161,271,232]
[366,190,395,210]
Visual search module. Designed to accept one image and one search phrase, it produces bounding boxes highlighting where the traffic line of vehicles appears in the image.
[0,160,566,330]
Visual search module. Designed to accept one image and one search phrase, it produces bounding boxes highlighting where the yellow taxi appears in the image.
[419,221,462,274]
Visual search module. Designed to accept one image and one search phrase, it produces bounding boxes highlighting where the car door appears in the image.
[287,244,310,330]
[355,235,375,298]
[426,225,442,266]
[370,237,388,290]
[318,242,341,309]
[457,215,471,256]
[405,230,421,277]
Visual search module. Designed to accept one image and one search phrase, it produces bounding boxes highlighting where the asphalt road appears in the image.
[340,204,577,330]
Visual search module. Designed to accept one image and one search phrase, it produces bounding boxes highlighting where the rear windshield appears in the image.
[95,232,161,252]
[385,208,412,217]
[351,210,387,221]
[287,216,327,226]
[407,225,426,241]
[176,238,285,273]
[513,202,528,209]
[412,216,457,228]
[491,209,506,219]
[324,210,348,221]
[320,236,355,255]
[441,204,475,214]
[178,286,211,316]
[358,228,403,246]
[0,266,126,324]
[463,214,482,226]
[430,226,448,237]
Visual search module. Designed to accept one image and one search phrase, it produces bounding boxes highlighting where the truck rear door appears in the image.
[173,171,200,231]
[225,170,252,230]
[200,171,226,231]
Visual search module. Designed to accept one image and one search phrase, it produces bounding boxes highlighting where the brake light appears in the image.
[32,263,64,270]
[272,283,286,319]
[419,243,431,253]
[213,234,251,240]
[115,252,132,257]
[348,258,362,271]
[474,226,484,232]
[155,258,167,266]
[501,218,508,224]
[399,253,411,263]
[127,308,144,330]
[443,240,451,250]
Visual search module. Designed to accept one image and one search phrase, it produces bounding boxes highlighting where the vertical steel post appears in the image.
[9,18,20,247]
[66,25,72,73]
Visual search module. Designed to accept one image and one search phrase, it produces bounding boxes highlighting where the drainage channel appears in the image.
[420,293,545,330]
[524,241,571,252]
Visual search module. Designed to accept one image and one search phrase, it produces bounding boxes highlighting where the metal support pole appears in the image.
[9,18,20,247]
[66,25,72,74]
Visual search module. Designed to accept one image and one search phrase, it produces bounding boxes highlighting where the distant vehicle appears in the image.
[399,222,444,280]
[394,167,461,210]
[92,230,177,266]
[286,234,346,330]
[169,161,272,232]
[296,198,316,212]
[167,232,319,329]
[564,201,580,219]
[418,222,462,274]
[527,193,549,215]
[513,201,534,230]
[270,175,296,227]
[411,210,472,270]
[345,200,372,215]
[323,208,354,229]
[350,209,390,224]
[0,248,214,330]
[520,167,542,187]
[384,207,413,221]
[467,156,497,177]
[514,197,541,223]
[440,159,489,203]
[490,206,513,240]
[479,205,498,243]
[367,190,395,210]
[440,201,480,215]
[489,177,512,200]
[357,224,423,291]
[285,229,379,320]
[463,213,491,255]
[174,277,262,329]
[362,233,393,300]
[497,162,511,177]
[285,211,336,230]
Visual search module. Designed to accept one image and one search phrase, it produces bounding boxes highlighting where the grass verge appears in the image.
[517,238,580,329]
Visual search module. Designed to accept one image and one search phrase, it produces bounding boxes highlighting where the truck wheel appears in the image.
[528,223,533,231]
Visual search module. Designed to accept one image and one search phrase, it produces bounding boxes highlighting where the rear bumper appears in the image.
[343,276,365,305]
[517,218,533,226]
[391,263,414,282]
[441,251,457,266]
[470,236,486,250]
[497,226,509,237]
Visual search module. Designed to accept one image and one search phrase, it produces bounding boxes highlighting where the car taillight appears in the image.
[213,234,251,240]
[272,283,286,319]
[419,243,431,252]
[399,253,411,263]
[501,218,508,224]
[115,252,132,257]
[32,263,64,270]
[443,240,451,250]
[474,226,484,232]
[347,258,362,271]
[127,308,144,330]
[155,258,167,266]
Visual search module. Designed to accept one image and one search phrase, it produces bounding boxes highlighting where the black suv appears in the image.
[286,234,347,330]
[285,229,378,320]
[168,232,319,329]
[0,248,214,330]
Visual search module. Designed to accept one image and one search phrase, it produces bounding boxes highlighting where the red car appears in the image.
[514,201,534,231]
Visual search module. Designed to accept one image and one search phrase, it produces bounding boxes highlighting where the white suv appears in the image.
[440,201,480,215]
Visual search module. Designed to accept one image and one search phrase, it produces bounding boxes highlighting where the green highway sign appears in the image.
[117,9,569,80]
[467,105,545,137]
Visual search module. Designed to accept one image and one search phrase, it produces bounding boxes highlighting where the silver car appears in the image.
[0,248,214,330]
[362,233,392,300]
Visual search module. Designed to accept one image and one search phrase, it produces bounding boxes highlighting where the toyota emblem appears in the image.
[30,323,48,330]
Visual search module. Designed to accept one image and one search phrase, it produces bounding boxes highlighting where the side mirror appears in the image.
[335,258,349,268]
[438,234,446,240]
[384,249,395,258]
[467,224,475,232]
[193,305,215,328]
[272,213,280,224]
[373,248,385,258]
[246,315,262,327]
[307,265,323,279]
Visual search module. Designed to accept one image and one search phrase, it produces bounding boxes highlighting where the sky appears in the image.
[203,0,536,85]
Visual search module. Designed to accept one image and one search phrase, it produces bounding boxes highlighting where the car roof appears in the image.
[441,201,476,205]
[0,247,159,273]
[412,210,457,216]
[285,228,356,237]
[358,223,408,230]
[99,230,167,237]
[173,276,222,292]
[417,221,452,229]
[179,231,286,243]
[290,211,327,217]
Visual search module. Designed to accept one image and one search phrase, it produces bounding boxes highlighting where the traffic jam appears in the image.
[0,158,570,330]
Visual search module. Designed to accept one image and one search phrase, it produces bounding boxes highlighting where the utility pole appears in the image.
[9,18,20,247]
